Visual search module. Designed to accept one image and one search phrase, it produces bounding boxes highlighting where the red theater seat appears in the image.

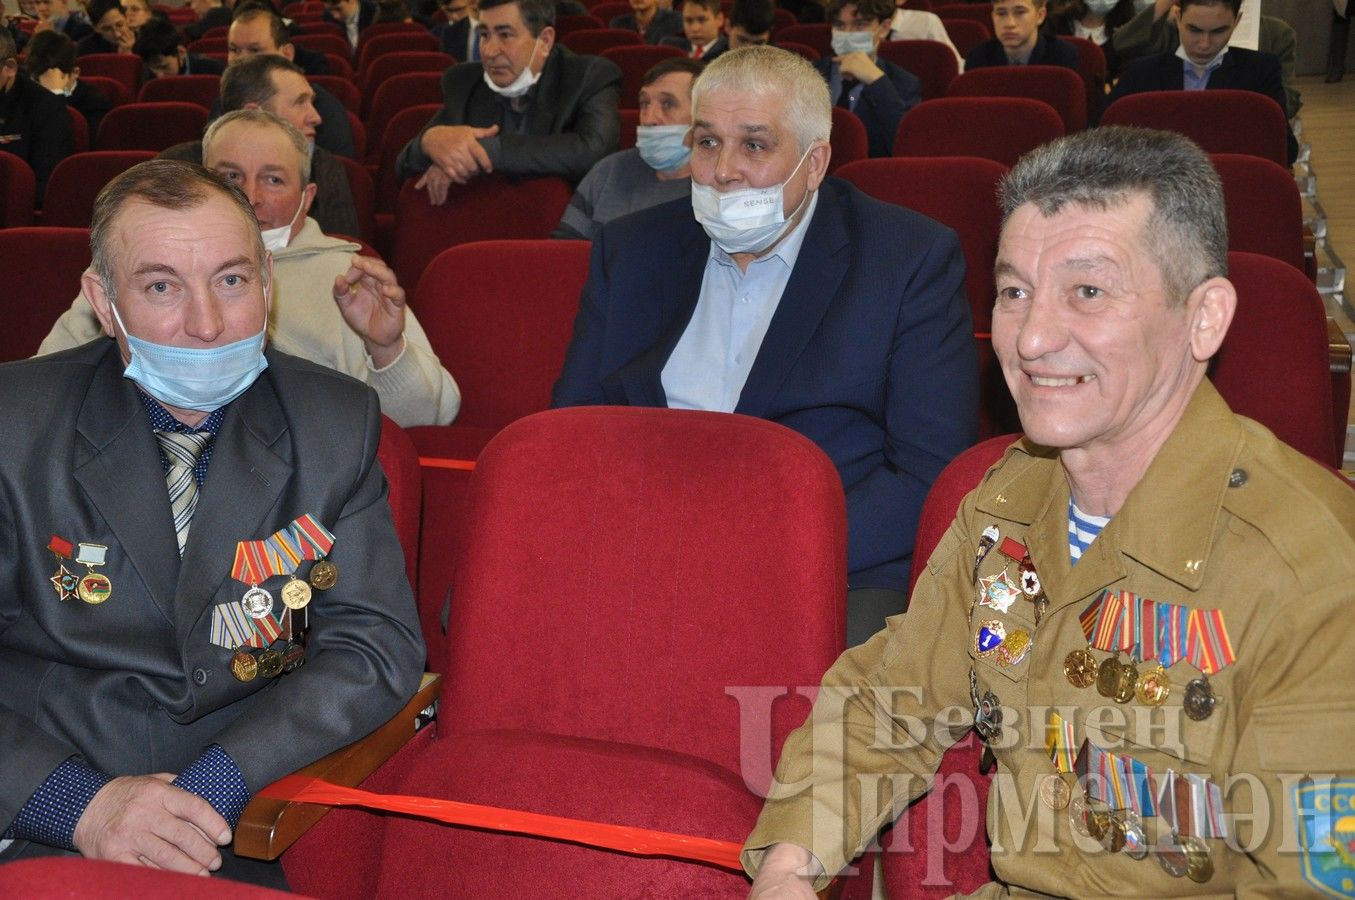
[894,96,1063,169]
[0,227,92,361]
[137,74,220,108]
[41,150,156,228]
[1100,89,1289,167]
[0,154,36,227]
[878,39,959,100]
[601,43,684,107]
[96,102,209,152]
[946,64,1087,133]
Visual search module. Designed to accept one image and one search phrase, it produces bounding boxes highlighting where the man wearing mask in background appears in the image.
[814,0,919,157]
[0,158,424,887]
[552,46,978,646]
[39,111,460,428]
[397,0,622,204]
[553,57,701,241]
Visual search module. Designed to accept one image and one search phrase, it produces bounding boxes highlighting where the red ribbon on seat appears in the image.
[258,775,745,871]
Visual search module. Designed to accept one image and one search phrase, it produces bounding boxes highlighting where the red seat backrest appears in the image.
[41,150,156,228]
[558,27,642,56]
[1211,153,1306,275]
[878,38,959,100]
[0,227,92,361]
[96,102,209,152]
[1100,89,1288,167]
[600,44,684,107]
[939,18,990,56]
[0,154,36,228]
[828,105,868,173]
[136,74,220,109]
[946,64,1087,132]
[894,96,1064,169]
[775,22,832,57]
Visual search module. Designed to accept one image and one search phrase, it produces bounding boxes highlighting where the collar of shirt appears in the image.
[138,387,226,484]
[1005,43,1035,64]
[662,190,821,413]
[1071,20,1106,44]
[1176,43,1228,86]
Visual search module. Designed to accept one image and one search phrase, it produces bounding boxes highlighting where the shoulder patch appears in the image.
[1293,780,1355,898]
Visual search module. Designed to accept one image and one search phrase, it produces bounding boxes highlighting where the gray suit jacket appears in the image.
[0,341,424,846]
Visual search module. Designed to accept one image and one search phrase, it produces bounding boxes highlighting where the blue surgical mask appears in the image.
[1081,0,1119,15]
[635,124,691,173]
[690,146,813,254]
[831,28,877,56]
[109,300,269,412]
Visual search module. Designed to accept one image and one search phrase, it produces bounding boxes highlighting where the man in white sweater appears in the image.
[38,110,461,428]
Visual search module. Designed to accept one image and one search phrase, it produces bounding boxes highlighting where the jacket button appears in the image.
[1228,468,1248,488]
[192,667,210,685]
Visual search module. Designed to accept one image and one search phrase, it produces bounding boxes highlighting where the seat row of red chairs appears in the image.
[0,236,1340,897]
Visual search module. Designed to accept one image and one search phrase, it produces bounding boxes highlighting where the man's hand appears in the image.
[836,52,884,85]
[72,774,230,875]
[419,123,500,185]
[414,165,453,205]
[333,253,407,369]
[747,843,822,899]
[1153,0,1176,21]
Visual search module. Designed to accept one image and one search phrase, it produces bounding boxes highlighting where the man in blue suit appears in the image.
[552,46,978,645]
[813,0,920,158]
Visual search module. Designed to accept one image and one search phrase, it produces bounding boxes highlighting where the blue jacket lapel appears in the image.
[735,181,851,419]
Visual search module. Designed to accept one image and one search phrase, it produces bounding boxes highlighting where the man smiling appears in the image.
[742,126,1355,899]
[396,0,621,204]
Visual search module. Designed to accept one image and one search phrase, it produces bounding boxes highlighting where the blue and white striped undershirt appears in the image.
[1068,499,1111,564]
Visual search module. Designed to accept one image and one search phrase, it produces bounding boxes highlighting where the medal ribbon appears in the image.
[232,540,269,586]
[292,514,336,560]
[1129,756,1157,817]
[1078,591,1107,641]
[264,528,305,577]
[1082,591,1233,674]
[1105,748,1129,810]
[1087,591,1125,651]
[1046,712,1078,774]
[1184,773,1229,839]
[48,535,74,558]
[1075,739,1110,804]
[1187,608,1236,675]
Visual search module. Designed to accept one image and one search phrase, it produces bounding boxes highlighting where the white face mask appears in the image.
[483,38,542,99]
[690,146,813,254]
[258,194,306,253]
[831,28,876,56]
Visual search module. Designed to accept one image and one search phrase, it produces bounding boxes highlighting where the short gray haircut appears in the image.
[90,159,265,304]
[203,107,312,185]
[691,45,831,155]
[999,126,1228,305]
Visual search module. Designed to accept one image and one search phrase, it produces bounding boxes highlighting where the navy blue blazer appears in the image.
[964,33,1080,71]
[551,178,979,592]
[813,56,921,158]
[1104,46,1295,162]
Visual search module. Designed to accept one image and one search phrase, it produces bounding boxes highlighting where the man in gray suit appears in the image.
[0,159,424,886]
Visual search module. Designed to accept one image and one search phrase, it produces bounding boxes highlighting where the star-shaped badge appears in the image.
[50,563,78,601]
[978,572,1021,613]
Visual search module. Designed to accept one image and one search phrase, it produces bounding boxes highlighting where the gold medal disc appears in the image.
[281,577,313,610]
[1135,663,1171,706]
[230,650,258,682]
[1039,774,1071,810]
[77,572,112,605]
[309,559,339,590]
[1112,660,1140,704]
[1182,836,1213,883]
[257,649,284,679]
[1064,648,1097,688]
[1096,655,1121,698]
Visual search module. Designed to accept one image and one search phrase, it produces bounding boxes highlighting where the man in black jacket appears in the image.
[0,29,72,202]
[964,0,1079,69]
[396,0,621,204]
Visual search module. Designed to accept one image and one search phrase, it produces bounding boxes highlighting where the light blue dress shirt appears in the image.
[662,191,820,413]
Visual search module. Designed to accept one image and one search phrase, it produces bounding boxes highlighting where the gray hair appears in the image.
[90,159,266,304]
[691,45,831,155]
[203,107,312,185]
[999,126,1228,304]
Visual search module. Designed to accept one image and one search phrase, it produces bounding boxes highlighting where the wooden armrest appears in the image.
[1329,317,1352,375]
[234,671,442,861]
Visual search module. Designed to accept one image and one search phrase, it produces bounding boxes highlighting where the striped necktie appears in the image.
[156,430,212,556]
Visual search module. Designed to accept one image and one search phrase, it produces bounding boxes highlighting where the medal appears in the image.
[975,619,1006,657]
[1155,833,1188,877]
[974,525,999,581]
[49,564,79,601]
[1121,812,1149,859]
[74,543,112,604]
[1069,793,1091,836]
[241,585,275,619]
[282,641,306,672]
[1111,658,1139,704]
[1096,653,1122,698]
[1181,834,1213,883]
[996,629,1031,667]
[978,572,1022,614]
[1018,557,1040,596]
[1086,810,1110,842]
[969,668,1003,740]
[1101,815,1126,853]
[309,558,338,591]
[1064,647,1097,688]
[1184,676,1216,721]
[1040,774,1070,810]
[230,649,259,682]
[281,577,313,610]
[1135,662,1171,706]
[257,647,284,678]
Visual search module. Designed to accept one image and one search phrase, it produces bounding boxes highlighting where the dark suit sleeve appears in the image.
[844,222,976,583]
[857,66,920,157]
[551,228,616,406]
[395,65,466,180]
[311,150,363,240]
[210,392,425,790]
[482,60,622,182]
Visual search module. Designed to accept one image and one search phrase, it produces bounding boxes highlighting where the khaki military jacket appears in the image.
[744,382,1355,897]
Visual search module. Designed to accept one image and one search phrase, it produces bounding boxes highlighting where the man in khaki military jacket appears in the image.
[743,126,1355,898]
